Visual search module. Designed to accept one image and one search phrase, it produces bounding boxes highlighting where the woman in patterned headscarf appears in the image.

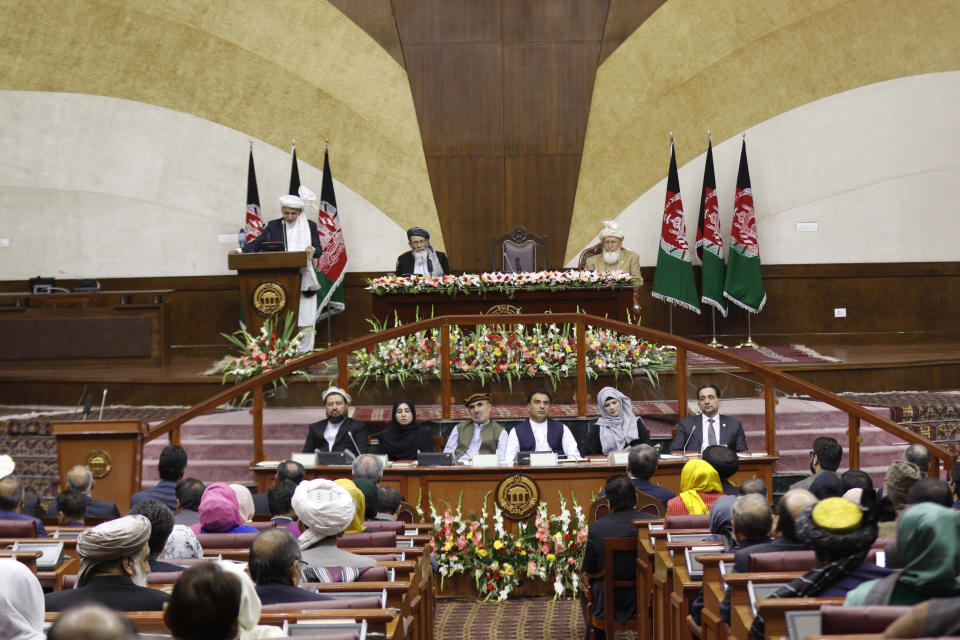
[666,459,724,516]
[583,387,650,456]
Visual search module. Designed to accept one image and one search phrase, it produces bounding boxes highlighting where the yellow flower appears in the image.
[444,542,453,551]
[514,541,522,548]
[564,344,572,352]
[535,356,543,364]
[520,550,526,556]
[504,564,515,576]
[478,549,488,557]
[493,540,503,550]
[466,531,473,540]
[546,553,556,562]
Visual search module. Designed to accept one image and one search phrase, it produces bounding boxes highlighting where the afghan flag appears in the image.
[652,141,701,314]
[288,142,301,194]
[314,147,347,321]
[696,138,727,316]
[243,146,264,245]
[723,139,766,313]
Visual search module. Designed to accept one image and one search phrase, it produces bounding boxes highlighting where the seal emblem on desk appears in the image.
[495,473,539,520]
[85,449,112,479]
[252,281,286,317]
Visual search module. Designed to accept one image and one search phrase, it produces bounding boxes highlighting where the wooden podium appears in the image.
[49,421,146,509]
[228,251,310,335]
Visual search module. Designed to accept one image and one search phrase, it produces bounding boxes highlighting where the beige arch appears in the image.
[0,0,440,248]
[567,0,960,262]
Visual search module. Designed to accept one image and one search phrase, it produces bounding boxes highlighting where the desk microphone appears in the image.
[515,257,521,272]
[81,393,94,421]
[681,423,697,458]
[73,384,89,417]
[98,389,107,421]
[347,430,362,458]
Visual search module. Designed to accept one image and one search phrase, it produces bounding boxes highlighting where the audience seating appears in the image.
[338,531,397,548]
[585,536,639,640]
[195,532,259,549]
[666,515,710,530]
[363,520,405,533]
[753,597,843,640]
[0,548,42,573]
[261,595,383,611]
[819,604,911,635]
[0,519,38,537]
[60,571,183,590]
[395,502,419,523]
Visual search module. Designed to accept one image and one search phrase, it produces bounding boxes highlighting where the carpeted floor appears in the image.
[435,597,590,640]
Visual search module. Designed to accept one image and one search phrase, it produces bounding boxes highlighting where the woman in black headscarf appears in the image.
[379,398,435,461]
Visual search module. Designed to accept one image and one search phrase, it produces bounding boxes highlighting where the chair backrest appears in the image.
[395,502,418,523]
[492,226,547,272]
[635,490,665,517]
[261,595,382,611]
[578,241,603,269]
[819,604,912,634]
[337,531,397,548]
[0,518,38,537]
[749,550,818,572]
[361,520,404,534]
[665,515,709,529]
[357,565,389,582]
[250,520,278,530]
[596,536,639,637]
[588,497,611,524]
[195,532,259,549]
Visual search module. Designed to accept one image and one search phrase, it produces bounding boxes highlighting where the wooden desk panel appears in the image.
[253,455,777,518]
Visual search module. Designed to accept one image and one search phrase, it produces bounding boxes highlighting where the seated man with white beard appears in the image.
[395,227,450,276]
[584,220,643,283]
[45,515,170,611]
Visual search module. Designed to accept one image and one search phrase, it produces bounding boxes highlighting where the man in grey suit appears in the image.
[669,383,748,453]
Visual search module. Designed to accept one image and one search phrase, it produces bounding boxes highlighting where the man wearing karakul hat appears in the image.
[395,227,450,277]
[241,186,325,352]
[584,220,643,282]
[45,515,170,611]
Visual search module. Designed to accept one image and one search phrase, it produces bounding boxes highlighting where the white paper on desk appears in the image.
[659,454,685,460]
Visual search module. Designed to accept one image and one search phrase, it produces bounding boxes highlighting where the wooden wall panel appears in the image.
[501,0,609,42]
[327,0,406,66]
[426,156,506,272]
[502,42,599,155]
[404,43,504,155]
[391,0,500,44]
[503,154,580,266]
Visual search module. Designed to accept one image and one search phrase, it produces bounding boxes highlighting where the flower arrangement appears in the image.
[352,318,668,389]
[428,490,588,601]
[367,270,634,297]
[219,312,310,397]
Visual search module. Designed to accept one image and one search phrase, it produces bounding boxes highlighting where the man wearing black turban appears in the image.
[396,227,450,276]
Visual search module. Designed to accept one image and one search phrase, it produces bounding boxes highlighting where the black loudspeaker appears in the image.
[74,279,101,293]
[30,276,55,294]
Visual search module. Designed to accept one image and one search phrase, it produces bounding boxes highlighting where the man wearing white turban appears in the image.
[45,515,170,612]
[241,186,325,352]
[292,478,377,568]
[584,220,643,283]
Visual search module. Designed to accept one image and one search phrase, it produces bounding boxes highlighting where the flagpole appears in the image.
[668,305,674,335]
[707,307,725,348]
[737,311,760,348]
[325,138,332,347]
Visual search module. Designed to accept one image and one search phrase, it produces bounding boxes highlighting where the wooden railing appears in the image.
[147,313,954,476]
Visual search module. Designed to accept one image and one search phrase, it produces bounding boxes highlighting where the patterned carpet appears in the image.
[434,597,589,640]
[840,391,960,455]
[0,406,191,500]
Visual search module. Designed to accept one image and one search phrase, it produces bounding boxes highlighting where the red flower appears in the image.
[493,572,501,580]
[563,534,570,541]
[487,582,495,590]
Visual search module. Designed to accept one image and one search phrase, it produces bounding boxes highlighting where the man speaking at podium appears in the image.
[242,187,324,351]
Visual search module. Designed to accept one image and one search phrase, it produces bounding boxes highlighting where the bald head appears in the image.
[249,528,300,586]
[48,603,137,640]
[0,476,23,511]
[67,465,94,494]
[731,494,773,542]
[777,489,818,541]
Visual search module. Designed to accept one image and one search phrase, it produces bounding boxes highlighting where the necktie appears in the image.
[708,418,717,446]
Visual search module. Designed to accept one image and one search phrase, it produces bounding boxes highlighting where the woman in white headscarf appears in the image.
[241,185,325,352]
[0,558,45,640]
[217,560,285,639]
[583,386,650,455]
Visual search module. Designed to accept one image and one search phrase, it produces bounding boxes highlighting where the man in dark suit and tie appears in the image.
[302,387,367,457]
[669,383,748,453]
[47,464,121,519]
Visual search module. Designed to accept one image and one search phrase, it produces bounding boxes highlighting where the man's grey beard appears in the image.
[602,249,621,265]
[413,248,428,263]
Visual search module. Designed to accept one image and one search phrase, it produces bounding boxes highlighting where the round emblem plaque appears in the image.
[85,449,112,479]
[495,473,540,520]
[252,281,287,317]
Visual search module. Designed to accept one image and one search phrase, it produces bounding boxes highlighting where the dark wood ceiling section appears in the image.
[327,0,406,67]
[390,0,606,270]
